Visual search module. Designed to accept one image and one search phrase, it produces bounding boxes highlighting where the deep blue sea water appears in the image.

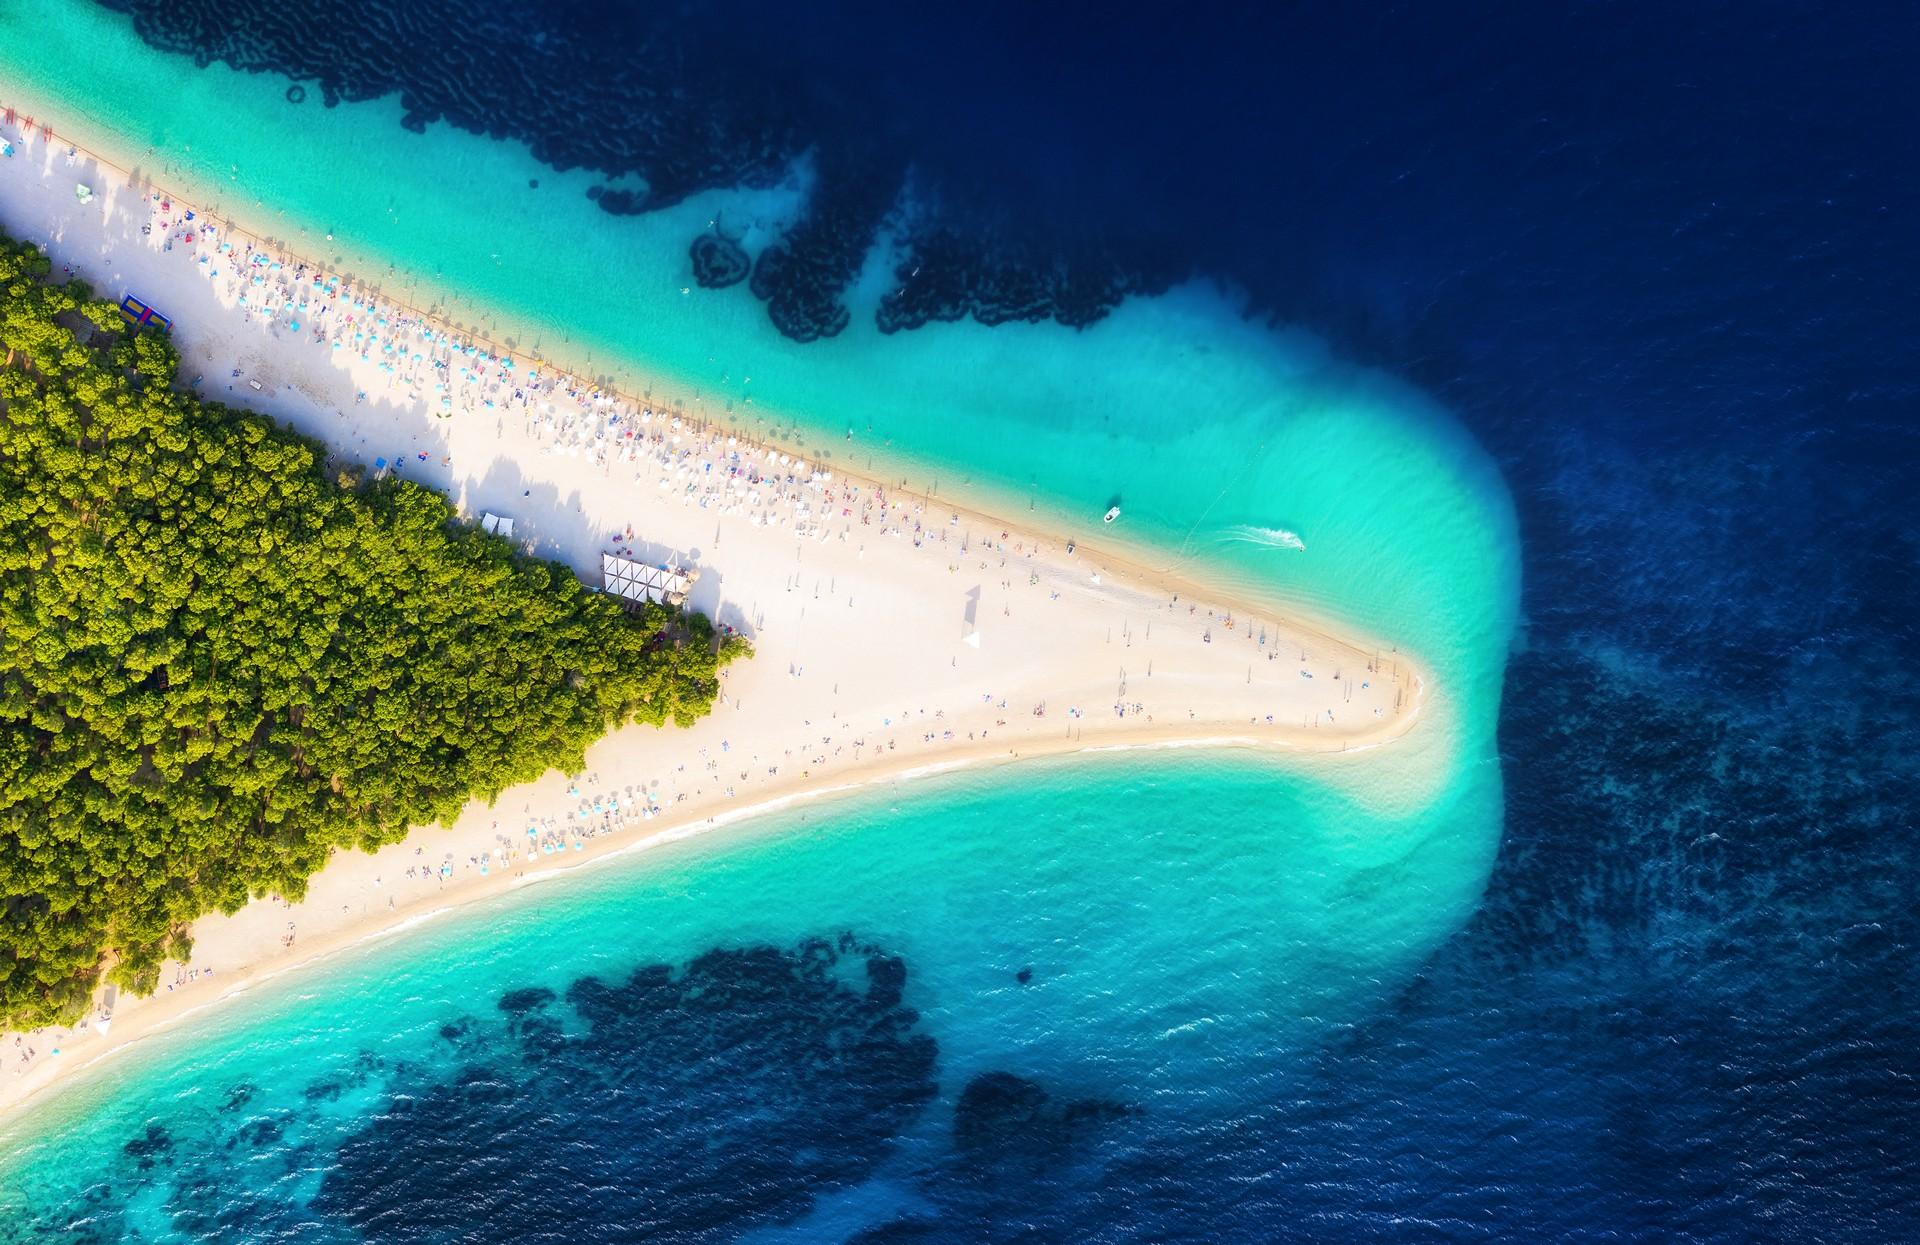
[5,2,1920,1240]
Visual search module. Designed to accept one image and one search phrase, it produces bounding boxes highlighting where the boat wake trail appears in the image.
[1221,525,1307,552]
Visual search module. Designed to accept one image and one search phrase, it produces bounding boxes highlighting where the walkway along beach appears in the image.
[0,110,1430,1124]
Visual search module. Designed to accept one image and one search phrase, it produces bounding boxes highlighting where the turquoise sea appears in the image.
[2,753,1506,1240]
[0,3,1524,1240]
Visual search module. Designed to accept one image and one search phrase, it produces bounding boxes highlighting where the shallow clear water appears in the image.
[5,1,1913,1240]
[0,752,1501,1242]
[0,2,1519,1238]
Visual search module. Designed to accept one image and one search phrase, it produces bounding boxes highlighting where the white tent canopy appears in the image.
[602,552,697,607]
[94,984,118,1036]
[481,512,514,537]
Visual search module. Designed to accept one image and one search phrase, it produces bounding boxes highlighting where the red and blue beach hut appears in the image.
[119,294,172,333]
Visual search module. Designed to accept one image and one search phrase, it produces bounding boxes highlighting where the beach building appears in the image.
[601,553,698,608]
[117,293,170,332]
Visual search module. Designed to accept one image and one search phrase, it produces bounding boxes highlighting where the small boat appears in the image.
[1103,506,1121,524]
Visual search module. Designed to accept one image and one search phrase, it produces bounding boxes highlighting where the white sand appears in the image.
[0,120,1426,1121]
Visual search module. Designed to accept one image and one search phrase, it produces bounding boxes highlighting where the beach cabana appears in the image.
[94,984,118,1036]
[481,512,514,538]
[602,552,699,608]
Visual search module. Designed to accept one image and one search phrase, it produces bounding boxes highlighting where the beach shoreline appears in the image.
[0,79,1415,649]
[0,103,1436,1129]
[0,727,1413,1136]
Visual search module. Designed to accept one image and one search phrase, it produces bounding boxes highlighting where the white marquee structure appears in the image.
[602,553,698,608]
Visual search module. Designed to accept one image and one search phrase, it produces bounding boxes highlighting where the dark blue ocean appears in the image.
[13,1,1920,1239]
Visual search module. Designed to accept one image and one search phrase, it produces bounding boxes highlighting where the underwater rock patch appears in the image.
[121,1122,174,1171]
[690,234,750,288]
[953,1071,1131,1172]
[101,0,1166,341]
[312,936,937,1243]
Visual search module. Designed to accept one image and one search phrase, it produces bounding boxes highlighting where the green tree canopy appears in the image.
[0,232,746,1029]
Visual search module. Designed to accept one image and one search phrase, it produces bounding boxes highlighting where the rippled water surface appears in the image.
[1,1,1916,1241]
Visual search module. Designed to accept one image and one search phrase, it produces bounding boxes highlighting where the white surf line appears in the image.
[1081,736,1261,753]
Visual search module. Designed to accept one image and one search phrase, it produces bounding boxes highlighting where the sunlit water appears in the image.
[1,753,1509,1241]
[0,3,1533,1241]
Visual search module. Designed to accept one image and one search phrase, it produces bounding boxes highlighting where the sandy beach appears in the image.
[0,115,1428,1124]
